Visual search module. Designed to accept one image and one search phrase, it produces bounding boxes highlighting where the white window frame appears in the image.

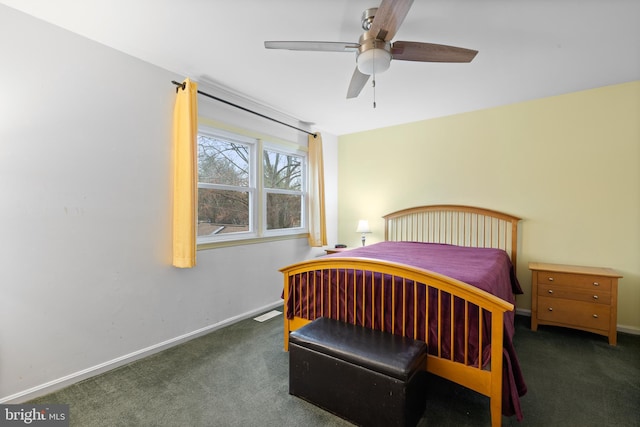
[196,125,308,246]
[261,142,307,238]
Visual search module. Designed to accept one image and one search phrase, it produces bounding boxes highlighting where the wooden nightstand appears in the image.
[324,247,350,255]
[529,262,622,345]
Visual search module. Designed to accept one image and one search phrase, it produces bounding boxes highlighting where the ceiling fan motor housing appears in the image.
[356,31,391,75]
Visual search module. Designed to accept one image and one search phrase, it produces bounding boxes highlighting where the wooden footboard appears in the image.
[280,257,514,427]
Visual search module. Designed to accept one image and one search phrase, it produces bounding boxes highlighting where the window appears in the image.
[197,127,306,244]
[263,147,305,232]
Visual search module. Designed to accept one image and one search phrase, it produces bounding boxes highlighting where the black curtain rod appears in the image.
[171,81,317,138]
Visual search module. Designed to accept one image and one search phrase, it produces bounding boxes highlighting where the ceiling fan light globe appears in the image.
[357,48,391,75]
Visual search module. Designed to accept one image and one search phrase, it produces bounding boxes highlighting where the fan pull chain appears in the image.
[372,78,376,108]
[372,46,377,108]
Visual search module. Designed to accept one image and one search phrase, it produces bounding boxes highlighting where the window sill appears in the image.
[197,232,309,250]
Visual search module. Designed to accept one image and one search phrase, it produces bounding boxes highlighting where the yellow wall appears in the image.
[338,81,640,331]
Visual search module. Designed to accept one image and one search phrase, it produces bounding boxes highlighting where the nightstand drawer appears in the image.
[536,271,612,291]
[537,296,611,331]
[538,284,611,305]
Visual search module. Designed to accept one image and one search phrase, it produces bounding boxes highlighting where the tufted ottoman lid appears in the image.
[289,317,427,381]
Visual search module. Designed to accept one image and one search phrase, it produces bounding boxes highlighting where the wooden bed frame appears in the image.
[280,205,521,427]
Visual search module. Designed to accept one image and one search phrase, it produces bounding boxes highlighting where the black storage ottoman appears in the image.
[289,317,427,427]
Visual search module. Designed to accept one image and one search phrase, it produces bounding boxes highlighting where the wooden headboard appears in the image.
[383,205,521,270]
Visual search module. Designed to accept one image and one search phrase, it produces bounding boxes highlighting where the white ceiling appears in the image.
[2,0,639,135]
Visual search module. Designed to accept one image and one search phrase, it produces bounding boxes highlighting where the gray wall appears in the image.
[0,4,338,402]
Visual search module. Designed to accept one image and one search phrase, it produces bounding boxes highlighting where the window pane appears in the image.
[198,135,249,186]
[263,150,302,190]
[266,193,302,230]
[198,188,249,236]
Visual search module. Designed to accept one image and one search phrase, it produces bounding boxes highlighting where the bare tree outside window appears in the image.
[197,135,250,236]
[196,129,306,241]
[264,150,303,230]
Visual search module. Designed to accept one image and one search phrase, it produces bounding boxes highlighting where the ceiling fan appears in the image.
[264,0,478,100]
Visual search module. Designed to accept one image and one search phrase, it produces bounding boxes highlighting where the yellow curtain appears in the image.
[307,132,327,247]
[172,79,198,267]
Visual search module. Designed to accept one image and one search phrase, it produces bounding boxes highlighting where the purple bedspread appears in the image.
[328,242,522,337]
[285,241,527,420]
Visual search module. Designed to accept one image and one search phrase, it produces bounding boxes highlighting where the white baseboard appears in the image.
[617,324,640,335]
[1,301,284,404]
[5,301,637,403]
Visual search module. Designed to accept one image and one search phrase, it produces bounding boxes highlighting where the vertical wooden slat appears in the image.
[425,285,429,345]
[464,302,469,365]
[361,270,366,327]
[413,281,418,340]
[402,216,406,241]
[292,274,298,318]
[433,211,437,242]
[338,269,342,321]
[455,211,459,245]
[402,278,406,336]
[462,212,467,246]
[490,217,494,248]
[441,211,445,243]
[342,269,347,321]
[478,307,483,367]
[381,274,385,332]
[311,271,316,319]
[450,211,454,244]
[304,275,315,318]
[444,211,449,244]
[411,213,416,241]
[450,293,455,361]
[336,269,340,320]
[391,275,396,334]
[354,269,358,324]
[341,270,345,321]
[328,269,332,319]
[320,269,325,317]
[437,289,442,358]
[371,272,375,329]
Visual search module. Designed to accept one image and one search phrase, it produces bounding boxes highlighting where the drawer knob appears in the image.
[547,277,554,282]
[548,307,553,312]
[593,295,599,300]
[548,289,554,294]
[593,314,599,318]
[593,282,599,286]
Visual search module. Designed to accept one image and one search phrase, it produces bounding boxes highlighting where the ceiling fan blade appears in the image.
[346,67,370,99]
[391,41,478,63]
[368,0,414,42]
[264,41,359,52]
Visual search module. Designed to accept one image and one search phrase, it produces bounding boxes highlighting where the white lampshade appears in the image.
[357,48,391,75]
[356,220,371,233]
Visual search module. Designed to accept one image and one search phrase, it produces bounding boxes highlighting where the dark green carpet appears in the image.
[29,314,639,426]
